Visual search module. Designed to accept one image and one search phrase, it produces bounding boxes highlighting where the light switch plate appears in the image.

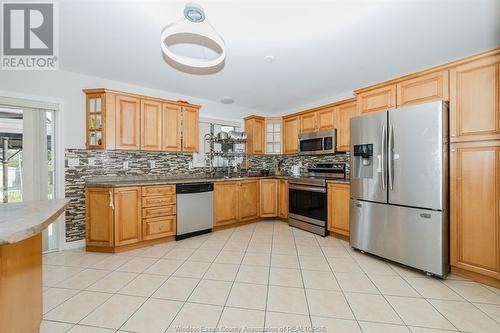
[88,157,95,166]
[149,160,156,168]
[67,158,79,167]
[123,161,129,169]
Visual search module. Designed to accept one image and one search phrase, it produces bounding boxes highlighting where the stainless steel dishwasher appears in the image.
[176,182,214,240]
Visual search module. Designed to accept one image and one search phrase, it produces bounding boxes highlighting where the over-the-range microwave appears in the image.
[298,128,337,155]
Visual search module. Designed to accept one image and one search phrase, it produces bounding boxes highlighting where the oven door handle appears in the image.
[289,184,326,193]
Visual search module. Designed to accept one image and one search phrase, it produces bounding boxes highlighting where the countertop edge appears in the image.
[0,199,70,245]
[85,176,350,187]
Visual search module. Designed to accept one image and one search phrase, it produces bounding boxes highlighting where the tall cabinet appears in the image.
[84,88,200,152]
[449,53,500,285]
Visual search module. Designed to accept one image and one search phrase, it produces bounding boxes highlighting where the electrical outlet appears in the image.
[123,161,129,169]
[149,160,156,168]
[67,158,79,167]
[188,161,193,170]
[88,157,95,166]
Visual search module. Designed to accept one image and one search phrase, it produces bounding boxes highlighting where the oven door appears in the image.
[299,137,323,155]
[288,184,327,226]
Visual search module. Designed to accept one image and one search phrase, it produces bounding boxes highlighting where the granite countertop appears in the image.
[85,174,350,187]
[0,199,70,244]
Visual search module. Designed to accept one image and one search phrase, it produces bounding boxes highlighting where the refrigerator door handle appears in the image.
[381,125,386,190]
[388,125,394,190]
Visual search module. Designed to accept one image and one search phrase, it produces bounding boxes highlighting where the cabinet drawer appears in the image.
[142,185,175,197]
[142,205,176,218]
[143,216,176,240]
[142,195,176,207]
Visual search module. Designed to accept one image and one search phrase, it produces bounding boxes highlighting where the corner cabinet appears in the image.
[327,183,350,237]
[84,88,200,152]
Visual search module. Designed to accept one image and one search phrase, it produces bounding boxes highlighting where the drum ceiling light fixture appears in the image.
[160,3,226,73]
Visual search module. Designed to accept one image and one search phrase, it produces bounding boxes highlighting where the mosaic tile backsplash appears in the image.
[65,149,350,242]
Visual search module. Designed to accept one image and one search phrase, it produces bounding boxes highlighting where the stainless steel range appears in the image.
[288,163,346,236]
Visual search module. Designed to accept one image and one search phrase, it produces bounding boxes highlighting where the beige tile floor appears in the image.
[41,221,500,333]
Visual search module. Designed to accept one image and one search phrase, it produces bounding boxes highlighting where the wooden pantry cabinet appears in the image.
[327,183,350,237]
[450,141,500,284]
[85,184,176,252]
[449,54,500,143]
[84,88,200,152]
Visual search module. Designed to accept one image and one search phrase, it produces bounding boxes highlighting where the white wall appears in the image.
[0,69,261,149]
[280,90,356,116]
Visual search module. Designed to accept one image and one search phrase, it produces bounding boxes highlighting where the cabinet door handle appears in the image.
[109,191,114,209]
[451,134,456,137]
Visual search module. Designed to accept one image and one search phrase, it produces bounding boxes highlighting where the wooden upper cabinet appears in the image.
[396,71,449,107]
[450,54,500,142]
[283,116,299,154]
[140,99,162,151]
[259,179,278,217]
[85,187,114,247]
[245,116,265,154]
[327,183,350,236]
[300,112,318,133]
[182,106,199,152]
[318,107,336,131]
[115,95,141,150]
[162,104,182,151]
[450,141,500,279]
[357,84,396,114]
[336,100,357,152]
[214,182,239,226]
[238,180,259,221]
[278,179,288,219]
[114,187,142,246]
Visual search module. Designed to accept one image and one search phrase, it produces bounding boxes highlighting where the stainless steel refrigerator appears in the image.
[349,101,449,277]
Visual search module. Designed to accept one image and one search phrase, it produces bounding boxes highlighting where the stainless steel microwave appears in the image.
[298,129,337,155]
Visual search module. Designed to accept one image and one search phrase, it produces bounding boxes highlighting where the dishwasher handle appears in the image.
[176,182,214,194]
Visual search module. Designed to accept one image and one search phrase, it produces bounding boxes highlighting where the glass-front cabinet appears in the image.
[265,118,282,154]
[86,93,105,148]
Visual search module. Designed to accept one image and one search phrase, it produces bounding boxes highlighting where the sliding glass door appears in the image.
[0,105,58,252]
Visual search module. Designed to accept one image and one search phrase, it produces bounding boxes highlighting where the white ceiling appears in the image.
[59,0,500,114]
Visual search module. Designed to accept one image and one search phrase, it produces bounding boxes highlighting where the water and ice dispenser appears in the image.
[352,144,374,178]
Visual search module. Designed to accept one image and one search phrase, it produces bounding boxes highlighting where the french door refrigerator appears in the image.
[350,101,449,277]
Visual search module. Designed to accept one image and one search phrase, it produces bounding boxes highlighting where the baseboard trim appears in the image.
[451,266,500,289]
[64,239,85,250]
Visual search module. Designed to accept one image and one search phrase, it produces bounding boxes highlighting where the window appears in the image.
[193,118,242,168]
[266,118,281,154]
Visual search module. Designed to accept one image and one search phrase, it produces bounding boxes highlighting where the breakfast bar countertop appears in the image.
[0,199,70,244]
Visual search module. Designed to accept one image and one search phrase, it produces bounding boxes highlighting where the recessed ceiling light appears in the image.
[221,96,234,104]
[264,55,276,63]
[184,3,205,23]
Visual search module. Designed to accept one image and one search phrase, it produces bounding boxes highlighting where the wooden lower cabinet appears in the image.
[214,182,239,226]
[279,180,288,218]
[238,180,259,221]
[260,179,279,217]
[86,187,114,247]
[86,185,176,252]
[327,183,350,237]
[114,187,142,246]
[450,141,500,282]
